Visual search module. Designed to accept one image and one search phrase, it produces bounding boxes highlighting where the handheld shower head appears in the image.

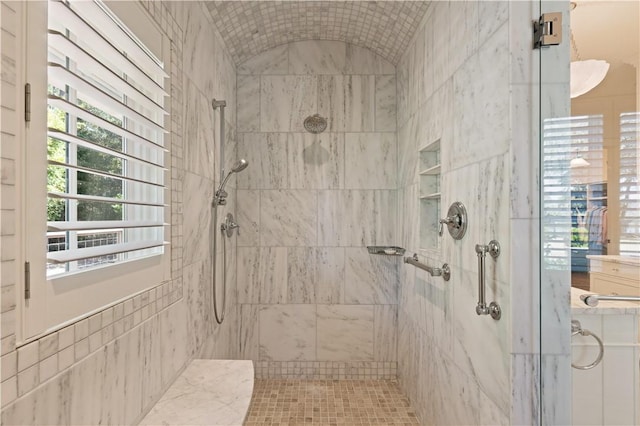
[231,158,249,173]
[213,159,250,207]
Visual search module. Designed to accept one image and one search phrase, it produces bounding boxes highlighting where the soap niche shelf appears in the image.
[419,139,441,250]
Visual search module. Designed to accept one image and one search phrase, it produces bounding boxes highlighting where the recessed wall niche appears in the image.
[419,139,441,250]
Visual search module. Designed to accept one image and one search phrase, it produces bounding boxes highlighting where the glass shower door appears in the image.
[540,1,640,424]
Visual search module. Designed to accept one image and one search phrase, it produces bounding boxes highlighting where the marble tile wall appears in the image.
[1,1,239,423]
[236,40,399,378]
[396,2,545,424]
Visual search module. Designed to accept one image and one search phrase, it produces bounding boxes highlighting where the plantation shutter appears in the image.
[542,115,605,267]
[619,112,640,256]
[46,0,169,274]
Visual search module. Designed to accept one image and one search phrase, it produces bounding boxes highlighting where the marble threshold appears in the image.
[138,359,254,426]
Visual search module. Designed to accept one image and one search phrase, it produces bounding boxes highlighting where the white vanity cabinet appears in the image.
[587,255,640,295]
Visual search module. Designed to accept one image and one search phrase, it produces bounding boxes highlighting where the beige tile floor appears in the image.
[244,379,420,425]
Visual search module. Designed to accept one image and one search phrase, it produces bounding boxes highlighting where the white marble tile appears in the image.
[510,84,540,219]
[541,354,572,425]
[0,377,18,418]
[287,133,344,189]
[196,88,217,182]
[344,133,396,190]
[68,348,106,425]
[375,75,396,132]
[448,0,478,74]
[452,266,510,414]
[407,21,426,117]
[540,269,571,356]
[238,45,289,75]
[479,2,509,47]
[259,305,316,361]
[139,360,254,426]
[260,190,317,246]
[159,303,189,386]
[237,133,288,190]
[236,190,260,247]
[511,219,540,354]
[120,327,145,423]
[318,190,396,247]
[511,354,540,426]
[430,1,450,91]
[316,247,345,304]
[344,248,398,305]
[237,247,287,304]
[1,370,72,425]
[182,172,213,266]
[17,341,38,372]
[345,44,395,75]
[1,350,16,379]
[182,3,218,94]
[239,305,259,360]
[288,41,346,75]
[397,115,420,189]
[318,75,375,132]
[260,76,317,132]
[374,305,397,362]
[287,247,316,304]
[237,75,260,132]
[452,25,510,168]
[396,53,411,128]
[400,184,419,253]
[17,364,38,397]
[98,338,127,425]
[317,305,374,361]
[140,316,163,411]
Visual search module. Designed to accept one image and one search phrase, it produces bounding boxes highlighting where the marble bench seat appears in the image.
[139,359,254,426]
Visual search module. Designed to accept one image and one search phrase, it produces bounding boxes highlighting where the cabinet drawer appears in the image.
[589,261,640,283]
[590,273,640,295]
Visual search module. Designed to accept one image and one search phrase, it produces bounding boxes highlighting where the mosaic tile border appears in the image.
[254,361,397,380]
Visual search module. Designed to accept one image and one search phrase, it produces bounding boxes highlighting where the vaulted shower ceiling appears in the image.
[205,1,430,65]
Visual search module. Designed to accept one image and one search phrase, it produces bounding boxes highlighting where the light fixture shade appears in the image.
[570,157,591,168]
[570,60,610,98]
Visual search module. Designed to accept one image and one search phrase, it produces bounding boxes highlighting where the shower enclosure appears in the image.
[539,1,640,423]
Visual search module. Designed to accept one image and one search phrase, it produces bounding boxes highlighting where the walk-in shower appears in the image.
[211,99,248,324]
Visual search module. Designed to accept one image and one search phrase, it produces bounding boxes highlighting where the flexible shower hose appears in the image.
[211,205,226,324]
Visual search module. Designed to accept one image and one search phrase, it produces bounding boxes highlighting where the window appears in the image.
[22,0,170,339]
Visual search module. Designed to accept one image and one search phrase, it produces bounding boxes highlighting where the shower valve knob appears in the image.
[439,202,468,240]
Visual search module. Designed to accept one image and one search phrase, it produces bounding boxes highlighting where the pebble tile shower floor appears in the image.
[244,379,420,425]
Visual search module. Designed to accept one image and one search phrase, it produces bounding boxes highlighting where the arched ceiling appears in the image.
[204,1,430,66]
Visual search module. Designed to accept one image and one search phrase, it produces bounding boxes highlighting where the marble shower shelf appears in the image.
[139,359,254,426]
[419,192,441,200]
[367,246,406,256]
[419,164,441,175]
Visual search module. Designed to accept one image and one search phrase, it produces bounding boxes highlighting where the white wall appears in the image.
[0,1,238,423]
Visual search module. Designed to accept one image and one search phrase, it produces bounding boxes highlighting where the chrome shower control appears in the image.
[221,213,240,237]
[439,202,467,240]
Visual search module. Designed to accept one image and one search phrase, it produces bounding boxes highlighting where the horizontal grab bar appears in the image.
[404,254,450,281]
[581,294,640,307]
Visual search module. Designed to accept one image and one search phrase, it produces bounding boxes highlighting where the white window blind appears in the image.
[619,112,640,256]
[542,115,605,268]
[46,0,168,276]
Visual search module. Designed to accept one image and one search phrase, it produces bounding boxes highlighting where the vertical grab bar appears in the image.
[475,240,501,320]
